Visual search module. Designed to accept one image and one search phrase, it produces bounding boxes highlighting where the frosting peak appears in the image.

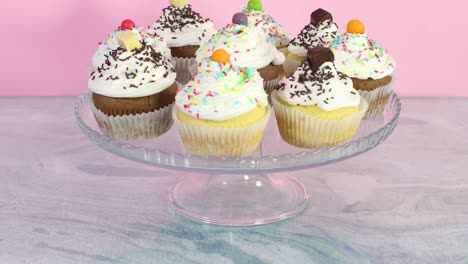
[288,11,338,57]
[176,59,268,121]
[277,52,360,111]
[89,44,176,98]
[149,5,216,48]
[196,24,285,69]
[329,33,396,79]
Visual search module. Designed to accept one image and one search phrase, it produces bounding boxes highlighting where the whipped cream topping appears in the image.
[92,28,171,69]
[242,9,291,47]
[277,61,361,111]
[196,24,285,69]
[148,5,216,48]
[288,19,338,57]
[329,33,396,80]
[89,44,176,98]
[176,59,268,121]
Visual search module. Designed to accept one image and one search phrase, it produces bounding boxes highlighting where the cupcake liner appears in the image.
[89,93,174,141]
[283,56,304,77]
[358,78,395,119]
[271,92,368,149]
[264,76,281,96]
[173,57,197,85]
[172,106,272,157]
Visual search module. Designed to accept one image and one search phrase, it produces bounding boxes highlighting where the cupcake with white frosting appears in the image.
[89,31,177,140]
[330,19,396,118]
[272,47,368,148]
[196,13,285,95]
[148,0,217,84]
[173,49,271,157]
[92,19,171,70]
[242,0,291,54]
[284,8,338,77]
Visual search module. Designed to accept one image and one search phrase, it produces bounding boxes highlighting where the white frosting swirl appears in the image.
[288,19,338,57]
[148,5,217,48]
[92,28,171,69]
[176,59,268,121]
[277,61,360,111]
[329,33,396,80]
[89,45,176,98]
[196,24,285,69]
[243,9,291,47]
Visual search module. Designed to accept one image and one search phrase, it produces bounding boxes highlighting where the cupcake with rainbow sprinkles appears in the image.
[173,49,271,157]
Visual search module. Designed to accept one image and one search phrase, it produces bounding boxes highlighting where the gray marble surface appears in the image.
[1,97,467,264]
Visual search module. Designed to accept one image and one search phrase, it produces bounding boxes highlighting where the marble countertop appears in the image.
[1,97,467,264]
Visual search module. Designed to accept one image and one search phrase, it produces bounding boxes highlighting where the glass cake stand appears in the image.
[75,93,401,226]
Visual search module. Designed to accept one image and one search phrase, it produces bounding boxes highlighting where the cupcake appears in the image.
[272,47,368,148]
[148,0,217,84]
[196,13,285,95]
[92,19,171,70]
[329,20,396,118]
[284,8,338,77]
[173,49,271,157]
[88,31,178,140]
[242,0,291,55]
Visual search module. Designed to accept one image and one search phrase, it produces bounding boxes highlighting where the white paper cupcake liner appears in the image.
[174,57,197,85]
[89,94,174,141]
[283,56,304,77]
[172,106,272,157]
[358,78,395,119]
[271,92,368,149]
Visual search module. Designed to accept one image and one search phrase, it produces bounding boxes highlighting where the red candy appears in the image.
[120,19,135,30]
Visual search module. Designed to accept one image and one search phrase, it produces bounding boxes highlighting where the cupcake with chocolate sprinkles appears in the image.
[196,13,285,95]
[242,0,291,55]
[173,49,271,157]
[92,19,171,71]
[271,47,368,148]
[148,0,216,84]
[329,19,396,118]
[284,8,338,77]
[88,31,178,140]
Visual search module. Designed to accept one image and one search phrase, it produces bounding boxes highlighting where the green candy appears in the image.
[247,0,262,11]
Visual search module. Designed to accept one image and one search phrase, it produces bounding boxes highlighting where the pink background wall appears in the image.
[1,0,467,97]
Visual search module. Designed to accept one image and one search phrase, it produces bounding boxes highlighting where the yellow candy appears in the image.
[347,19,365,34]
[210,49,230,63]
[169,0,188,7]
[117,31,142,52]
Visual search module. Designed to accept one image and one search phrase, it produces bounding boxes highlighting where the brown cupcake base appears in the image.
[170,46,199,59]
[258,64,281,82]
[352,76,393,91]
[92,82,178,116]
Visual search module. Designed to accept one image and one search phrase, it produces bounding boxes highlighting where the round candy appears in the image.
[120,19,136,30]
[232,13,248,25]
[210,49,230,64]
[347,20,365,34]
[169,0,188,8]
[247,0,263,11]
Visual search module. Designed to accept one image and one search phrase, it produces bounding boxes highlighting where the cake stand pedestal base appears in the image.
[168,173,309,226]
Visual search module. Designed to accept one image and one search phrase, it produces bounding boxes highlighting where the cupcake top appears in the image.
[288,9,338,57]
[196,13,285,69]
[176,49,268,121]
[278,47,361,111]
[242,0,291,47]
[148,0,216,48]
[89,31,176,98]
[329,20,396,80]
[93,19,171,69]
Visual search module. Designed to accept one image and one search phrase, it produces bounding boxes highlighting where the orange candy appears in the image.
[210,49,230,63]
[347,20,365,34]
